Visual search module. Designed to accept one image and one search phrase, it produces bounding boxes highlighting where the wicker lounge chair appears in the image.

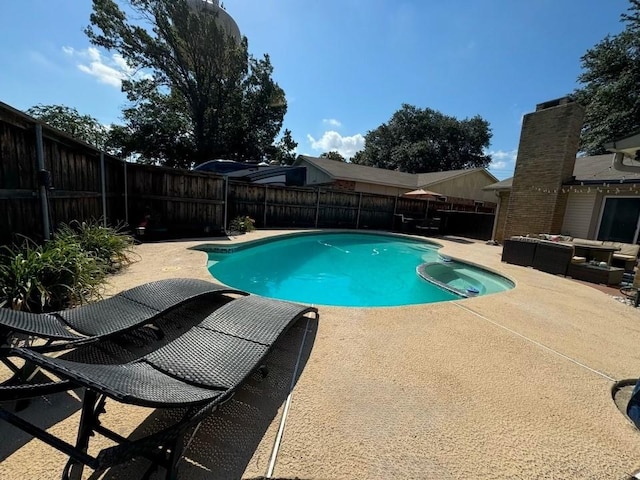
[0,295,318,480]
[0,278,247,352]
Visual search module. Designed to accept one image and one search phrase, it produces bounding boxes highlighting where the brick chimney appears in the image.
[502,97,584,238]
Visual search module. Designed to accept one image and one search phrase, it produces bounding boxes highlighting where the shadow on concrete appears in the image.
[0,378,83,462]
[90,314,319,479]
[0,296,236,465]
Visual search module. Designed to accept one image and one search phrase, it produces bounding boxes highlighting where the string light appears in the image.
[525,183,640,194]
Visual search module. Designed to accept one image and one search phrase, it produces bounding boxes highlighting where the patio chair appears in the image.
[501,237,539,266]
[531,240,574,276]
[0,278,247,353]
[0,295,318,480]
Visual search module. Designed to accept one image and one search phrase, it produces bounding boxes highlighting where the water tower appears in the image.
[185,0,241,42]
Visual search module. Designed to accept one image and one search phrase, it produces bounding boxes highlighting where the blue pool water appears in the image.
[206,232,513,307]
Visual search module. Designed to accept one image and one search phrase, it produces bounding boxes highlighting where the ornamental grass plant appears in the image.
[55,220,135,272]
[0,220,135,313]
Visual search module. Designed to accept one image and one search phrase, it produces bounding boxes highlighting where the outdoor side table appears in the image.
[567,263,625,286]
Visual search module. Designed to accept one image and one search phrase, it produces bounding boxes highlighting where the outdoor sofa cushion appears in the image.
[603,241,640,259]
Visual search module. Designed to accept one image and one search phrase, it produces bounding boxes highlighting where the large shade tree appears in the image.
[351,104,492,173]
[86,0,287,168]
[575,0,640,155]
[26,104,109,149]
[265,128,298,165]
[320,151,346,162]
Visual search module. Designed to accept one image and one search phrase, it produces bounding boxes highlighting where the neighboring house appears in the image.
[484,95,640,244]
[294,155,499,204]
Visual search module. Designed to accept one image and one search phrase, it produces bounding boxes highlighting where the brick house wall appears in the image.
[493,191,510,243]
[503,97,584,239]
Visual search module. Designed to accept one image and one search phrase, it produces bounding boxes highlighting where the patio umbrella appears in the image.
[402,189,442,220]
[402,188,442,198]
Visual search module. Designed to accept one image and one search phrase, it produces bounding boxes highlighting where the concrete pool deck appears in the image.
[2,230,640,479]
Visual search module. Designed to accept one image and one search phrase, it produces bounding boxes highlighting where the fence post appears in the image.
[123,160,129,225]
[391,195,398,229]
[223,176,229,232]
[315,188,321,228]
[35,124,51,240]
[263,184,268,227]
[100,152,107,226]
[356,192,362,229]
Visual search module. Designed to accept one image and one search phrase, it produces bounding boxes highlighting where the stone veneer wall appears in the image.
[503,98,584,239]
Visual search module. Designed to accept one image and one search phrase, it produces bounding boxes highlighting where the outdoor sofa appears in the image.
[502,236,574,276]
[0,279,319,480]
[571,237,640,271]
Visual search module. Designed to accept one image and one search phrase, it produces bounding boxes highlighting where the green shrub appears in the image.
[0,221,135,313]
[0,237,105,312]
[55,220,135,272]
[229,215,256,234]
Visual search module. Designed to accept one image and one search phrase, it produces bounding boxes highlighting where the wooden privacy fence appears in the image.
[0,101,496,245]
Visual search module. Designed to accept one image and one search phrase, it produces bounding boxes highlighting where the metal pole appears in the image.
[314,188,321,228]
[35,124,51,240]
[100,152,107,227]
[356,192,362,229]
[263,184,268,228]
[123,160,129,225]
[490,192,501,242]
[223,176,229,232]
[392,195,398,229]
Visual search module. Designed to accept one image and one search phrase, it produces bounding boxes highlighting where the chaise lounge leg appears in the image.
[62,390,100,480]
[165,435,185,480]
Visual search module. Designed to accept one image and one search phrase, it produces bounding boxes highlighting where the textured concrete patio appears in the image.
[2,230,640,479]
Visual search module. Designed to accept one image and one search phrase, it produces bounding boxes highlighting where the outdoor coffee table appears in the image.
[567,262,624,285]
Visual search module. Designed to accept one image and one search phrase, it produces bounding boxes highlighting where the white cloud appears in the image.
[307,131,365,159]
[486,149,517,178]
[63,46,148,88]
[322,118,342,128]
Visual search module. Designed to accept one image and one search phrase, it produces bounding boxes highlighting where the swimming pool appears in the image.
[204,232,513,307]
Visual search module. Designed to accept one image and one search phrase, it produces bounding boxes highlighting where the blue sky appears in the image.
[0,1,630,179]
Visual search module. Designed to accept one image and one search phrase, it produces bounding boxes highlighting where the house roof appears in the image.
[604,130,640,157]
[483,177,513,191]
[296,156,417,188]
[483,153,640,191]
[295,155,497,189]
[417,168,497,187]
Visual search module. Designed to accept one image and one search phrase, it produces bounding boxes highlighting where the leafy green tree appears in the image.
[26,104,109,149]
[351,104,492,173]
[320,151,346,162]
[106,89,196,168]
[575,0,640,155]
[86,0,287,167]
[267,128,298,165]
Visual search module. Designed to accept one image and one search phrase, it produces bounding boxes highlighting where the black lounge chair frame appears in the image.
[0,294,318,480]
